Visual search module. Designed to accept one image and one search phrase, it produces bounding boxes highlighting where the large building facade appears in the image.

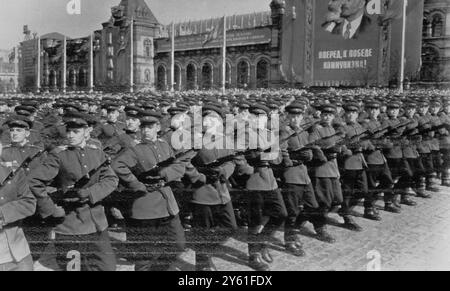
[0,48,18,93]
[17,0,450,93]
[421,0,450,82]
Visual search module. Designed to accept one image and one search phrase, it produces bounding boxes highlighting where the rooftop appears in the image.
[158,11,272,38]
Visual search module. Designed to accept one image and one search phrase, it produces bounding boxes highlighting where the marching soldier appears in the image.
[92,103,126,148]
[111,110,187,271]
[361,100,395,216]
[0,137,37,271]
[278,102,319,256]
[238,104,287,271]
[415,100,440,192]
[439,100,450,187]
[382,101,417,210]
[402,101,430,199]
[429,99,444,186]
[0,115,44,173]
[27,111,118,271]
[187,105,238,271]
[308,104,343,244]
[337,101,376,231]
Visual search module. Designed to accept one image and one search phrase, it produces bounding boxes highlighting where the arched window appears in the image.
[69,69,76,87]
[432,14,444,37]
[256,59,270,88]
[186,63,197,90]
[174,64,181,90]
[421,46,441,81]
[423,17,431,38]
[237,60,250,89]
[225,63,232,89]
[78,68,87,87]
[49,70,57,88]
[156,65,167,91]
[201,63,213,90]
[144,39,153,58]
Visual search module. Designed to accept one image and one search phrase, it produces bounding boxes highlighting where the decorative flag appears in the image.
[381,0,421,23]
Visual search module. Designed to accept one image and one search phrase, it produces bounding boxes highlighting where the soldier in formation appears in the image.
[0,87,448,271]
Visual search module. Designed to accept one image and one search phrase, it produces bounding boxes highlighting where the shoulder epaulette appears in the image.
[52,145,68,154]
[86,144,100,150]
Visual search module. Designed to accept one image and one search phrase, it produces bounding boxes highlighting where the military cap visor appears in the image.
[343,102,360,112]
[168,107,188,116]
[140,111,162,127]
[249,104,270,116]
[14,106,34,116]
[125,106,142,118]
[285,103,305,115]
[365,101,380,109]
[63,112,89,128]
[5,115,33,129]
[202,105,224,117]
[320,104,337,114]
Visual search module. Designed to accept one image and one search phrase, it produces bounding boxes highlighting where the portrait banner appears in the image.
[313,0,387,87]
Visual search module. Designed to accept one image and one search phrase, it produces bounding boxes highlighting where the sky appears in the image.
[0,0,271,50]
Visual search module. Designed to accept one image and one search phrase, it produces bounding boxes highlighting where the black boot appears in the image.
[315,226,336,244]
[426,173,440,192]
[261,246,273,263]
[442,168,450,187]
[384,203,401,213]
[393,194,402,209]
[416,177,431,198]
[285,241,305,257]
[400,195,417,206]
[249,254,270,271]
[364,208,381,221]
[343,216,363,232]
[195,254,217,271]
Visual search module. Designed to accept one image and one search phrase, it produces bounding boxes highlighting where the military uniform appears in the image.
[92,103,126,150]
[237,104,287,271]
[381,102,416,209]
[0,165,36,271]
[337,102,375,231]
[308,105,343,243]
[361,101,396,215]
[278,103,318,256]
[111,112,186,271]
[438,102,450,187]
[27,113,118,271]
[415,101,439,192]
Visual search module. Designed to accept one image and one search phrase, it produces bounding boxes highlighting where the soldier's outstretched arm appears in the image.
[0,170,36,227]
[27,152,61,218]
[83,154,119,205]
[111,148,146,192]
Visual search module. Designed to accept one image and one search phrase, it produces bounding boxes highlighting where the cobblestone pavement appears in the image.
[174,185,450,271]
[33,186,450,271]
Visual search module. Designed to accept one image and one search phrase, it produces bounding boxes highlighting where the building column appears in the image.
[249,63,257,89]
[180,66,186,91]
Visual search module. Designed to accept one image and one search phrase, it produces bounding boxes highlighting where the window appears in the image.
[256,59,270,88]
[432,14,444,37]
[144,39,153,58]
[237,60,250,89]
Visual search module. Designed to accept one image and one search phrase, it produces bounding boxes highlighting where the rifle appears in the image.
[0,149,46,190]
[50,157,112,206]
[382,120,415,137]
[193,122,313,171]
[136,149,199,183]
[413,123,447,137]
